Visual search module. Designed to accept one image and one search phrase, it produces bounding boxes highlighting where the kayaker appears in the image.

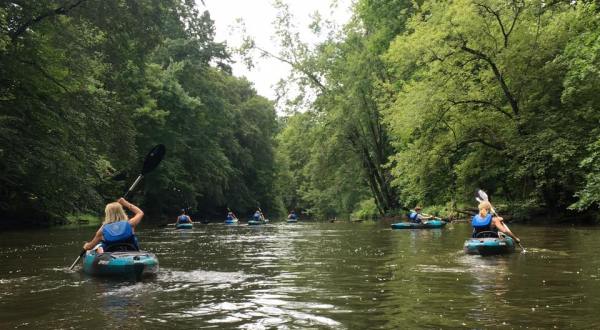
[472,201,520,242]
[408,207,435,223]
[253,210,264,221]
[226,211,238,221]
[176,209,192,224]
[287,210,298,220]
[83,198,143,253]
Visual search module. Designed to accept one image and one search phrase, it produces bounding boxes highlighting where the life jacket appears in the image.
[226,214,233,221]
[472,213,493,231]
[289,213,297,220]
[409,212,420,223]
[177,215,190,223]
[102,221,139,251]
[253,212,261,220]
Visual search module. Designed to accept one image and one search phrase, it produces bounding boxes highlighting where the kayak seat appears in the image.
[474,231,499,238]
[104,243,139,252]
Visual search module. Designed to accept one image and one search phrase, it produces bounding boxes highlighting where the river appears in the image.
[1,221,599,329]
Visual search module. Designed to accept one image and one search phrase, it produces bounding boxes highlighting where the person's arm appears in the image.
[492,217,520,242]
[187,215,192,222]
[118,198,144,227]
[83,228,103,250]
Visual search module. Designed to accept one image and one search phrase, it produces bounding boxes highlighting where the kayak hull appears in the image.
[224,219,239,225]
[175,223,193,229]
[82,250,159,278]
[391,220,447,229]
[287,219,298,223]
[464,236,515,255]
[248,219,268,225]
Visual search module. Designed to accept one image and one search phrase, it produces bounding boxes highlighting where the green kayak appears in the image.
[391,220,447,229]
[464,233,515,255]
[175,222,193,229]
[82,250,158,279]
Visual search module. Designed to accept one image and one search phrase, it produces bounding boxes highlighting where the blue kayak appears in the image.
[225,219,239,225]
[175,222,193,229]
[391,220,447,229]
[248,219,268,225]
[82,250,159,278]
[464,235,515,255]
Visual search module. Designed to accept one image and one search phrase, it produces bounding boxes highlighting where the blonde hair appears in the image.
[104,202,128,224]
[478,201,492,211]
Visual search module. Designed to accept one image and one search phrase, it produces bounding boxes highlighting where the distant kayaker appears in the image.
[472,201,520,242]
[287,210,298,220]
[176,209,192,224]
[408,206,435,223]
[83,198,143,253]
[226,211,238,221]
[253,210,264,221]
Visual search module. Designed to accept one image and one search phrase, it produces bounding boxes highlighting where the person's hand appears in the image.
[514,237,521,243]
[117,198,128,206]
[83,242,91,250]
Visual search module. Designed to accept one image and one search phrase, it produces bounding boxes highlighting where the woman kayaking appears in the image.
[83,198,144,253]
[176,209,192,225]
[472,201,520,242]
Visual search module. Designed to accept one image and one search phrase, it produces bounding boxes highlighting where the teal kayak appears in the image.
[225,219,239,225]
[175,222,193,229]
[248,219,268,225]
[82,250,159,278]
[391,220,446,229]
[287,218,298,223]
[464,235,515,255]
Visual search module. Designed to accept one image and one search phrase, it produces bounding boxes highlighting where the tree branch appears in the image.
[448,99,513,119]
[10,0,87,42]
[460,43,519,116]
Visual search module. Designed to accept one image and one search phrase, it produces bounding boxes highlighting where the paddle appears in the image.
[69,144,166,270]
[475,189,526,252]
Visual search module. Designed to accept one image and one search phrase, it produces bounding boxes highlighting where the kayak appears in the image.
[82,250,159,278]
[225,218,239,225]
[287,218,298,223]
[464,235,515,255]
[391,220,447,229]
[248,219,268,225]
[175,222,193,229]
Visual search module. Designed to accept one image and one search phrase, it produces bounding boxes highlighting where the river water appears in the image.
[1,221,599,329]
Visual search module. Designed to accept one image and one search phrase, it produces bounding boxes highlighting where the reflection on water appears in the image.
[1,222,600,328]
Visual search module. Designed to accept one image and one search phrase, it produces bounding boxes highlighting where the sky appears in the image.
[199,0,353,105]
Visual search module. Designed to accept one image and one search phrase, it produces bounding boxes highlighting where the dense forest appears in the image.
[269,0,600,221]
[1,0,599,226]
[0,0,280,225]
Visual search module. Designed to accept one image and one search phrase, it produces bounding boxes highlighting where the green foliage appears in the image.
[351,198,379,220]
[0,1,279,224]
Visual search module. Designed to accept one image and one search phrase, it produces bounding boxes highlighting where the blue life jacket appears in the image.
[177,215,190,223]
[409,212,420,223]
[472,214,493,231]
[289,214,297,220]
[253,212,261,220]
[226,214,233,221]
[102,221,139,250]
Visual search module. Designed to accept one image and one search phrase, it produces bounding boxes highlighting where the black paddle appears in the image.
[475,189,526,252]
[69,144,166,270]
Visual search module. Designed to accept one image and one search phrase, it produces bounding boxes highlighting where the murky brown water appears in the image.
[1,221,600,329]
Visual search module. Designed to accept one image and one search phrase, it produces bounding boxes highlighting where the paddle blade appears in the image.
[476,189,489,202]
[142,144,166,175]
